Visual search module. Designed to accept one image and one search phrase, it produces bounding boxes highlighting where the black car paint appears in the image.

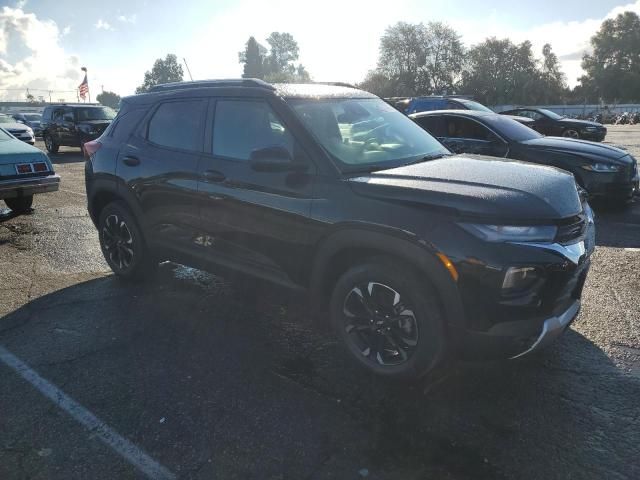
[500,108,607,141]
[411,110,638,201]
[86,83,592,361]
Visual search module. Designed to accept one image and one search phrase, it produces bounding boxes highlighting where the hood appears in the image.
[1,121,31,132]
[558,118,604,129]
[506,115,534,124]
[348,155,582,221]
[521,137,630,163]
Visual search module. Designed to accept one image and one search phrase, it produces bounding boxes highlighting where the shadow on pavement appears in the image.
[0,265,638,479]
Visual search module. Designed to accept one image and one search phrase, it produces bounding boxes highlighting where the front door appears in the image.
[197,97,316,285]
[117,98,207,252]
[439,115,509,157]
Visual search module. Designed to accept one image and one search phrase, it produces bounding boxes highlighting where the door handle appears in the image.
[202,169,226,182]
[122,156,140,167]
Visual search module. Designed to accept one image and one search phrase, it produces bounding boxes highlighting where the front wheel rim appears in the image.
[101,214,135,271]
[342,282,419,367]
[564,129,579,138]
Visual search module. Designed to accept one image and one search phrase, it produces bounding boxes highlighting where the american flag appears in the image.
[78,68,89,100]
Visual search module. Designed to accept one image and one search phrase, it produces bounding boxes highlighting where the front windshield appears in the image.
[489,115,542,141]
[461,100,493,113]
[291,98,449,172]
[539,108,564,120]
[76,107,116,121]
[0,115,13,124]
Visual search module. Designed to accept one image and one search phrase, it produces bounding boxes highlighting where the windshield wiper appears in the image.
[405,152,453,166]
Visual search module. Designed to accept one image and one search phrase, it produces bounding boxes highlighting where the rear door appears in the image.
[196,97,316,284]
[117,98,206,253]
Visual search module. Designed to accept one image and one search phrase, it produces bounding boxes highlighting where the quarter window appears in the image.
[148,100,205,151]
[212,100,294,161]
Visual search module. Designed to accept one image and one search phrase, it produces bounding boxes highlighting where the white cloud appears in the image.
[117,14,137,24]
[0,6,82,101]
[62,25,71,36]
[94,19,112,31]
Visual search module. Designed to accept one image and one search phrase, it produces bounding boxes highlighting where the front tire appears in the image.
[98,202,156,280]
[44,134,59,153]
[5,195,33,213]
[329,258,446,379]
[562,128,580,139]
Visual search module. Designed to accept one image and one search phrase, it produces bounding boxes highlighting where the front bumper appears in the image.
[581,130,606,142]
[510,300,580,358]
[0,174,60,200]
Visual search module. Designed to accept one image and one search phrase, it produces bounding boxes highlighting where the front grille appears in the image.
[555,214,587,245]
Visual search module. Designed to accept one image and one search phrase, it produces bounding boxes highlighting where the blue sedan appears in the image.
[0,127,59,213]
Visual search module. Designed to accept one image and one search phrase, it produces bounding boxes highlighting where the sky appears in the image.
[1,0,639,101]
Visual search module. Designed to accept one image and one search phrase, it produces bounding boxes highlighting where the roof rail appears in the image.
[148,78,275,92]
[312,81,357,88]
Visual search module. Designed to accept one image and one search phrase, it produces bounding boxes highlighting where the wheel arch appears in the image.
[87,179,143,228]
[310,228,466,330]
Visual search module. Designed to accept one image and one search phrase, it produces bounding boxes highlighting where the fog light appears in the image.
[502,266,539,291]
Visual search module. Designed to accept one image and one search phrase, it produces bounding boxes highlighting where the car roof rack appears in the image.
[149,79,275,92]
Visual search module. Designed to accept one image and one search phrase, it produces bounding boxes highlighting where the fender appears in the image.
[86,175,145,228]
[309,226,466,330]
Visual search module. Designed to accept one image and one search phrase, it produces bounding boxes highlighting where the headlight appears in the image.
[25,126,33,135]
[581,163,620,172]
[459,223,557,243]
[502,266,541,291]
[583,126,598,132]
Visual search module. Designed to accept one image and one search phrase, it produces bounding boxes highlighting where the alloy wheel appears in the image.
[101,214,135,271]
[563,129,579,139]
[342,282,419,366]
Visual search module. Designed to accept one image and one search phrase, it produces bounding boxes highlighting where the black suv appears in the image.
[42,104,116,153]
[85,80,594,379]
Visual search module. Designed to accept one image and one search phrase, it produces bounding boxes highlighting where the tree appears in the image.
[540,44,566,103]
[26,93,35,103]
[96,90,121,109]
[239,36,266,79]
[581,11,640,102]
[136,54,184,93]
[238,32,311,83]
[265,32,299,76]
[378,22,427,95]
[461,38,542,105]
[422,22,465,94]
[357,70,404,97]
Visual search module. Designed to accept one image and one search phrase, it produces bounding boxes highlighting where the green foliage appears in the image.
[239,32,311,83]
[96,90,121,109]
[136,54,184,93]
[581,11,640,102]
[239,37,266,79]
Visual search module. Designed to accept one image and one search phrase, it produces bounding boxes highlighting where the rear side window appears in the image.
[212,100,293,161]
[109,109,146,142]
[415,116,447,137]
[147,100,205,151]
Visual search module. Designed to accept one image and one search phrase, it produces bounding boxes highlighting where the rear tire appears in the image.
[329,258,446,379]
[98,201,157,280]
[44,134,59,153]
[5,195,33,213]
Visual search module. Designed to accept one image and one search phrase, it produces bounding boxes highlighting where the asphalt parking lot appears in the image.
[1,127,639,480]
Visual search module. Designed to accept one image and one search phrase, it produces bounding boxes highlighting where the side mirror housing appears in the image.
[249,146,305,173]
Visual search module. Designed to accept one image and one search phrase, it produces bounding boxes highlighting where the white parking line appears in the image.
[0,345,176,480]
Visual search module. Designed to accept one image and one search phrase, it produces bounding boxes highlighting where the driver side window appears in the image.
[212,100,294,161]
[444,117,497,142]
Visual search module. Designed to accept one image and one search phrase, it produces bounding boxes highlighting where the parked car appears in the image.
[41,104,116,154]
[12,112,43,137]
[411,110,638,205]
[499,107,607,141]
[85,80,594,379]
[0,126,59,213]
[388,96,535,127]
[0,114,35,145]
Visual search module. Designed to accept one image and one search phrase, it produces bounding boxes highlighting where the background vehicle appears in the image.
[86,80,593,379]
[0,126,59,213]
[41,104,116,154]
[0,114,35,145]
[12,112,43,137]
[411,110,638,205]
[499,107,607,141]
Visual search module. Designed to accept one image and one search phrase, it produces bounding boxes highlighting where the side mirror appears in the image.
[249,146,305,173]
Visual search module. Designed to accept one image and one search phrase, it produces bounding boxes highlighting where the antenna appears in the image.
[183,58,194,81]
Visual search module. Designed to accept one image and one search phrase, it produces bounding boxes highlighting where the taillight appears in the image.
[33,162,48,172]
[16,164,32,174]
[83,140,102,159]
